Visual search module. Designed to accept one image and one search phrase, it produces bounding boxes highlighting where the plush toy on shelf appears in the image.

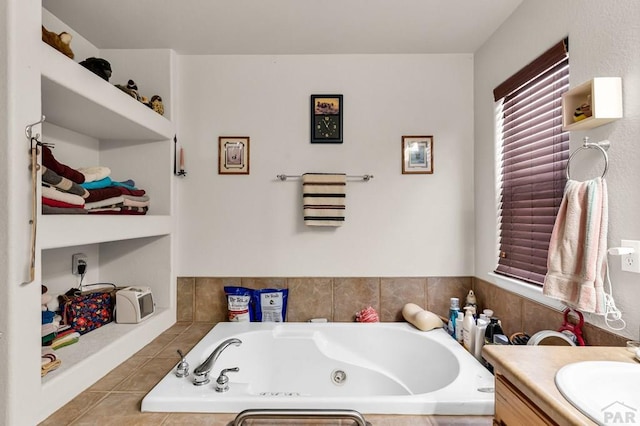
[79,57,112,81]
[115,79,142,100]
[149,95,164,115]
[42,25,74,59]
[114,80,165,115]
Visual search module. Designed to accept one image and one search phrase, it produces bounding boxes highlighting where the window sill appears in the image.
[485,272,566,312]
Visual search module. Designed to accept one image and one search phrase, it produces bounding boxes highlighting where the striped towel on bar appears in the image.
[302,173,346,226]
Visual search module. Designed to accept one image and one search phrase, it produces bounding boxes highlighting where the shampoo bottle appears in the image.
[455,311,464,343]
[447,297,460,337]
[462,306,476,352]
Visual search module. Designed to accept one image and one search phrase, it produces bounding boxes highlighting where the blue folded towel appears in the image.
[42,310,55,324]
[81,177,137,190]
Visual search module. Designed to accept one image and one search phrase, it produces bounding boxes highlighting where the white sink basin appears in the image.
[555,361,640,425]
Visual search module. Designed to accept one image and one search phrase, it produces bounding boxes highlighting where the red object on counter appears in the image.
[355,306,379,322]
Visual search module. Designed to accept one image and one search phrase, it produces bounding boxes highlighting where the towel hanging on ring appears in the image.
[543,177,608,314]
[302,173,346,227]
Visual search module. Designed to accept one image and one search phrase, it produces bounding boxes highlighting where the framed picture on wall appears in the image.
[218,136,250,174]
[402,135,433,174]
[311,94,343,143]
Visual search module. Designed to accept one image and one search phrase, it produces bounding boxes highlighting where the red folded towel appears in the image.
[42,197,84,209]
[42,146,85,184]
[85,187,122,203]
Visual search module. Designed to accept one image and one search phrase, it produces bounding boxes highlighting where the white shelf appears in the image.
[41,42,174,141]
[39,215,172,249]
[562,77,623,131]
[35,16,176,424]
[40,308,174,420]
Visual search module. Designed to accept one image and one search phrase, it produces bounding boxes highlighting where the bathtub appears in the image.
[142,322,495,415]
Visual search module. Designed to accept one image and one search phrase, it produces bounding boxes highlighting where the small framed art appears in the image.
[311,94,343,143]
[402,135,433,174]
[218,136,250,174]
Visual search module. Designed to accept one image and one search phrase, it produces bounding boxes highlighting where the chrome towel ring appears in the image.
[566,137,610,180]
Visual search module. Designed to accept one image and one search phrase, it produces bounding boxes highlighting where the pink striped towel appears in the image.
[543,177,608,314]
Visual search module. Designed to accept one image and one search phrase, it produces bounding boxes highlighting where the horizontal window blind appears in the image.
[495,40,569,285]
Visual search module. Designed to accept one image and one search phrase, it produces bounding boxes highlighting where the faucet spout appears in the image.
[193,338,242,382]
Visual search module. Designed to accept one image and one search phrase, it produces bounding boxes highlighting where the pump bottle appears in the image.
[462,306,476,352]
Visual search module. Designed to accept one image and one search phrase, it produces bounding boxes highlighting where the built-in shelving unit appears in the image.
[41,43,174,141]
[562,77,623,131]
[37,11,177,421]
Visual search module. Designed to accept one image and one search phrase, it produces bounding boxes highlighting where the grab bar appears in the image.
[233,408,370,426]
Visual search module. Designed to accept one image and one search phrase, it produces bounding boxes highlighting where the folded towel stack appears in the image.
[41,310,57,346]
[302,173,346,227]
[543,177,608,314]
[41,145,150,215]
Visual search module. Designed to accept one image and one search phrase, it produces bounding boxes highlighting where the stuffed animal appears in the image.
[150,95,164,115]
[79,57,112,81]
[115,79,141,100]
[42,26,74,59]
[126,80,140,98]
[41,285,52,311]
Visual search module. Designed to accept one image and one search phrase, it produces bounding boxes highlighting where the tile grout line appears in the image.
[67,391,110,425]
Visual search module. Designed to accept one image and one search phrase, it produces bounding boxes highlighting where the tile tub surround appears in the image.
[178,276,473,323]
[179,276,627,346]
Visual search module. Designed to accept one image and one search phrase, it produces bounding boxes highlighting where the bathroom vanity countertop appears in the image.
[483,345,637,426]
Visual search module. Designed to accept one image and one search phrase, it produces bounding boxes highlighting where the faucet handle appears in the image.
[175,349,189,378]
[215,367,240,392]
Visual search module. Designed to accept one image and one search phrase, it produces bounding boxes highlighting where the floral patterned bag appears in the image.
[61,290,115,335]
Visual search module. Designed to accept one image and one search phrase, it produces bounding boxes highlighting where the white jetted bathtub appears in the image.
[142,322,495,415]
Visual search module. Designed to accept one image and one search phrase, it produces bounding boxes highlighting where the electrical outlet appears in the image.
[72,253,87,275]
[621,240,640,273]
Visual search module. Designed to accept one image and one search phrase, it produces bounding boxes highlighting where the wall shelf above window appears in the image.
[562,77,623,131]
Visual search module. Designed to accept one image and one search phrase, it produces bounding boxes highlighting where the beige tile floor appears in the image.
[40,322,493,426]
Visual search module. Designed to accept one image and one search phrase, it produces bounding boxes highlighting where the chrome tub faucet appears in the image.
[193,338,242,386]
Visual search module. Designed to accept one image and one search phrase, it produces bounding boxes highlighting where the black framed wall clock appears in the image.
[311,94,343,143]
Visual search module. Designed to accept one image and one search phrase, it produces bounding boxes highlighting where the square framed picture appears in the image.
[218,136,250,174]
[311,94,343,144]
[402,135,433,174]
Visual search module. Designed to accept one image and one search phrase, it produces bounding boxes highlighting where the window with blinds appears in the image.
[494,39,569,285]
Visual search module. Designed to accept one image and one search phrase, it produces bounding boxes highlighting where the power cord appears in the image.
[603,258,626,331]
[77,261,87,292]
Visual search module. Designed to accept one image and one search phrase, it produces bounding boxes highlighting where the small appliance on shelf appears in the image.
[115,286,155,323]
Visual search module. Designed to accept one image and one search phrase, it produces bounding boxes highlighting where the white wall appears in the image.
[475,0,640,339]
[1,1,43,425]
[177,54,475,277]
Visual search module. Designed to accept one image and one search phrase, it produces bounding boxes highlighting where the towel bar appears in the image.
[277,174,373,181]
[233,408,370,426]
